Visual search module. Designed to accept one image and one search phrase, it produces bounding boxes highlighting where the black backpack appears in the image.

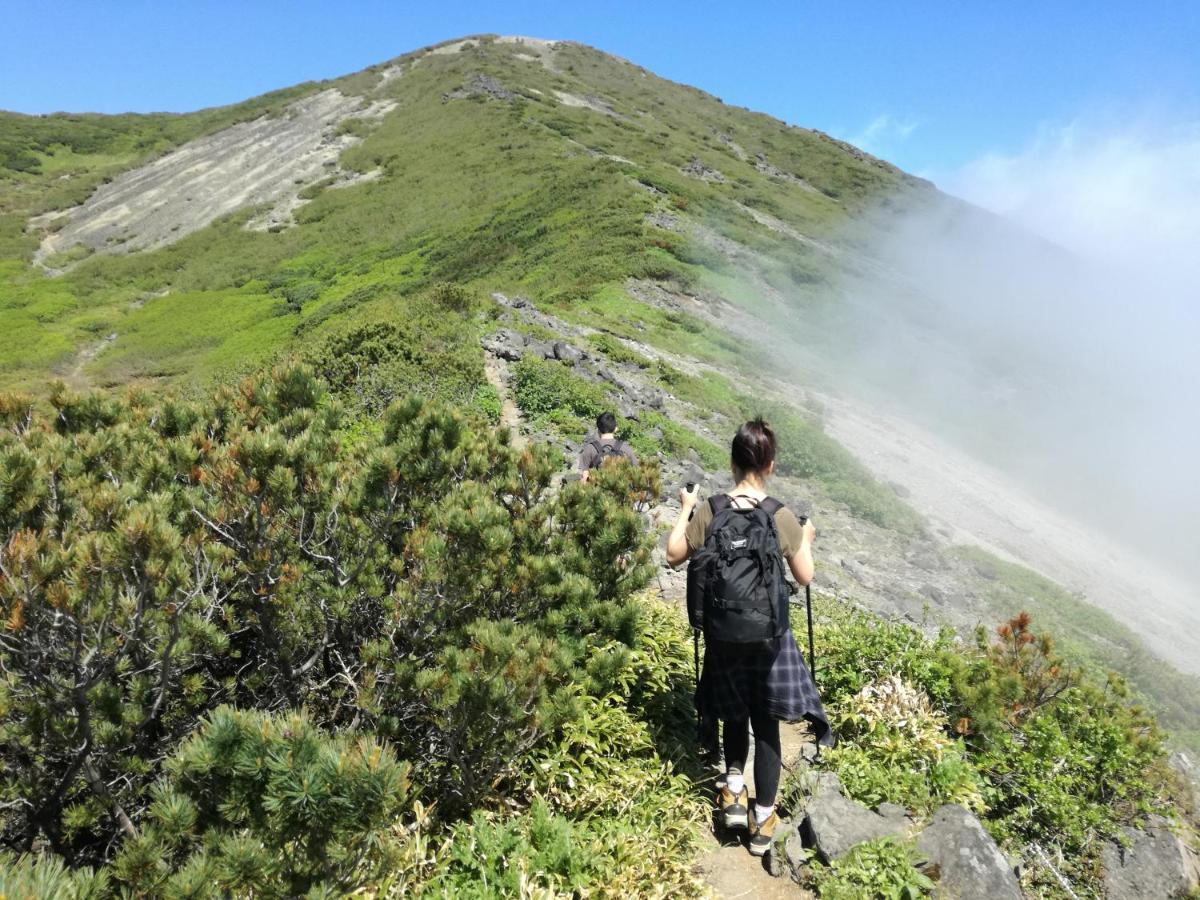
[686,495,790,643]
[585,438,627,469]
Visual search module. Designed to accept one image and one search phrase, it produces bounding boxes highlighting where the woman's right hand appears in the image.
[801,518,817,544]
[680,484,699,510]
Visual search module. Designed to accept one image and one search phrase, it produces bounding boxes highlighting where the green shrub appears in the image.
[806,837,934,900]
[826,675,985,815]
[587,332,651,368]
[0,367,658,864]
[794,596,1174,898]
[0,853,108,899]
[510,354,610,430]
[112,708,412,897]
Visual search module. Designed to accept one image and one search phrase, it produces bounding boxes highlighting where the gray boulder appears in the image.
[1169,751,1200,817]
[552,341,584,364]
[916,804,1021,900]
[801,775,910,861]
[1101,816,1200,899]
[481,329,527,361]
[877,803,910,821]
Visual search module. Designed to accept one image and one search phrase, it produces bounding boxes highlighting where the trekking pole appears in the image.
[806,583,817,688]
[693,627,704,749]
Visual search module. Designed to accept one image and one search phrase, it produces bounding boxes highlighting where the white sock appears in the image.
[726,771,745,796]
[755,803,775,824]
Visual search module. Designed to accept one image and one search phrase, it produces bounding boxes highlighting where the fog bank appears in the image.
[815,118,1200,589]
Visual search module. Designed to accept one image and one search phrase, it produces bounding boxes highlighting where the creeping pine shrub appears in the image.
[111,708,412,898]
[806,837,935,900]
[0,367,659,879]
[0,853,108,899]
[299,291,492,418]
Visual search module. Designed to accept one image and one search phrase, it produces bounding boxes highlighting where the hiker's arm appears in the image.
[787,519,817,586]
[577,445,595,482]
[666,488,699,566]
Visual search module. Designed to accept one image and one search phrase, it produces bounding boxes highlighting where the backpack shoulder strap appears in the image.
[702,494,732,541]
[759,496,784,516]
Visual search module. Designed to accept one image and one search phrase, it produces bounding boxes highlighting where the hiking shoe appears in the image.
[748,810,779,857]
[718,785,749,830]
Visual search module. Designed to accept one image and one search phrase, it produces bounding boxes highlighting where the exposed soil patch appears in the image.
[820,392,1200,675]
[32,89,394,266]
[553,90,618,116]
[483,355,527,449]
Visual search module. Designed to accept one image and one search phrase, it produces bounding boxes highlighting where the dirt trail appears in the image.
[67,332,116,386]
[649,579,812,898]
[694,718,815,899]
[483,355,526,449]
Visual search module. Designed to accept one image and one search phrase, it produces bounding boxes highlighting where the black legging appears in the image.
[723,714,782,806]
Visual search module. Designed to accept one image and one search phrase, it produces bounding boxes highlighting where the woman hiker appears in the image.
[665,417,833,856]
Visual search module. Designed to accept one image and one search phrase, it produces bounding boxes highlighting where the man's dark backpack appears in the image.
[585,438,628,469]
[686,495,790,643]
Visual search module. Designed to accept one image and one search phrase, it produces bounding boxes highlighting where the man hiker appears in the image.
[578,411,638,482]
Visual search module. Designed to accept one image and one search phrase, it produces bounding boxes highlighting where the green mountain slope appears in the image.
[2,33,1198,745]
[0,35,924,392]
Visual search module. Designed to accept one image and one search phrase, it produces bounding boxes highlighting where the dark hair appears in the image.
[731,417,776,476]
[596,411,617,434]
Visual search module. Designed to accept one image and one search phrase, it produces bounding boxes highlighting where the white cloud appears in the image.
[938,118,1200,279]
[848,114,919,156]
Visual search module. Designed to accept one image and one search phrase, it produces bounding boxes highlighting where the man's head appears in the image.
[596,411,617,436]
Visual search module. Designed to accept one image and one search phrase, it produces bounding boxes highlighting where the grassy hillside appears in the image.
[0,35,923,394]
[3,30,1197,741]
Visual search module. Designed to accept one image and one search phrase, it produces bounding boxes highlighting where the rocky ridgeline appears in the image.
[766,765,1199,898]
[762,770,1022,899]
[481,288,1109,662]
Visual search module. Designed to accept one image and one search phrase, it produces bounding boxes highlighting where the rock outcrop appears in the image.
[779,775,1023,899]
[1101,816,1200,899]
[797,773,911,863]
[915,804,1022,900]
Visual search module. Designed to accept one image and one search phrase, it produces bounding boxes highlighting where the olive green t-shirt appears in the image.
[684,495,804,558]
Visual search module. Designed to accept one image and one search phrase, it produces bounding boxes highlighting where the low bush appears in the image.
[791,597,1175,898]
[510,354,611,432]
[805,837,934,900]
[111,708,412,897]
[0,367,658,872]
[587,332,652,369]
[826,675,985,815]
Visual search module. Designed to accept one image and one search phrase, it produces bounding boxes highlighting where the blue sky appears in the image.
[2,1,1197,176]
